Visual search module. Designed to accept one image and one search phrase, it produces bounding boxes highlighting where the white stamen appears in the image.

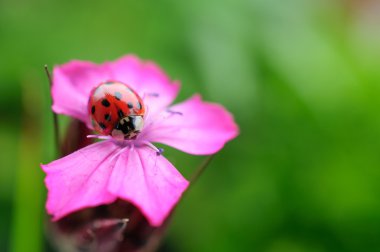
[108,146,128,163]
[87,135,112,140]
[140,140,163,155]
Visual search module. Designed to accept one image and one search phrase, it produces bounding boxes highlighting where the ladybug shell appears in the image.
[88,81,145,136]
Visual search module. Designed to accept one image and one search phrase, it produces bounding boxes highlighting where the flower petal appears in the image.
[52,55,179,125]
[143,95,239,155]
[110,55,180,116]
[52,60,111,125]
[108,146,189,227]
[41,141,119,220]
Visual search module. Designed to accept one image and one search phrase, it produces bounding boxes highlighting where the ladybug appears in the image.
[88,81,146,140]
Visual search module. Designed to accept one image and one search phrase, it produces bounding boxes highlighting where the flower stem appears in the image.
[44,65,60,155]
[189,155,214,184]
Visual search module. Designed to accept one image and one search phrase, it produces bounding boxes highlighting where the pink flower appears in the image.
[41,55,238,227]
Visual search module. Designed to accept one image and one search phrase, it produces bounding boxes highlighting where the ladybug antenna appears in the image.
[44,65,60,156]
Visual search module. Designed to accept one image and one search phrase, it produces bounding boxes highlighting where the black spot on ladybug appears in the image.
[102,99,110,107]
[118,109,124,118]
[114,92,122,100]
[91,106,95,114]
[136,101,142,110]
[127,102,133,109]
[99,122,107,129]
[104,114,111,121]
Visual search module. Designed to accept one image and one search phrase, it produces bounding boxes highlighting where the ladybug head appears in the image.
[111,115,144,140]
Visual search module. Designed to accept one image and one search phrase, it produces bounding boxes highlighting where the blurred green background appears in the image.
[1,0,380,251]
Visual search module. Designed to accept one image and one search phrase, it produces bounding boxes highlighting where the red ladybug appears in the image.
[88,81,145,140]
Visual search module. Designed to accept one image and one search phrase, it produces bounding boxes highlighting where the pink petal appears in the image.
[52,61,111,124]
[52,55,179,124]
[110,55,180,116]
[41,141,119,220]
[108,146,189,227]
[143,95,239,155]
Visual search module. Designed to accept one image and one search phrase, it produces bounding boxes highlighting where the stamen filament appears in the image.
[86,135,112,140]
[140,140,164,155]
[108,146,128,163]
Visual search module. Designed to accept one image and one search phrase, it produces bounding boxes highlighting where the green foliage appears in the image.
[1,0,380,251]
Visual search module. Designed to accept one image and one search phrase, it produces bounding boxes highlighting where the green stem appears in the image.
[44,65,60,156]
